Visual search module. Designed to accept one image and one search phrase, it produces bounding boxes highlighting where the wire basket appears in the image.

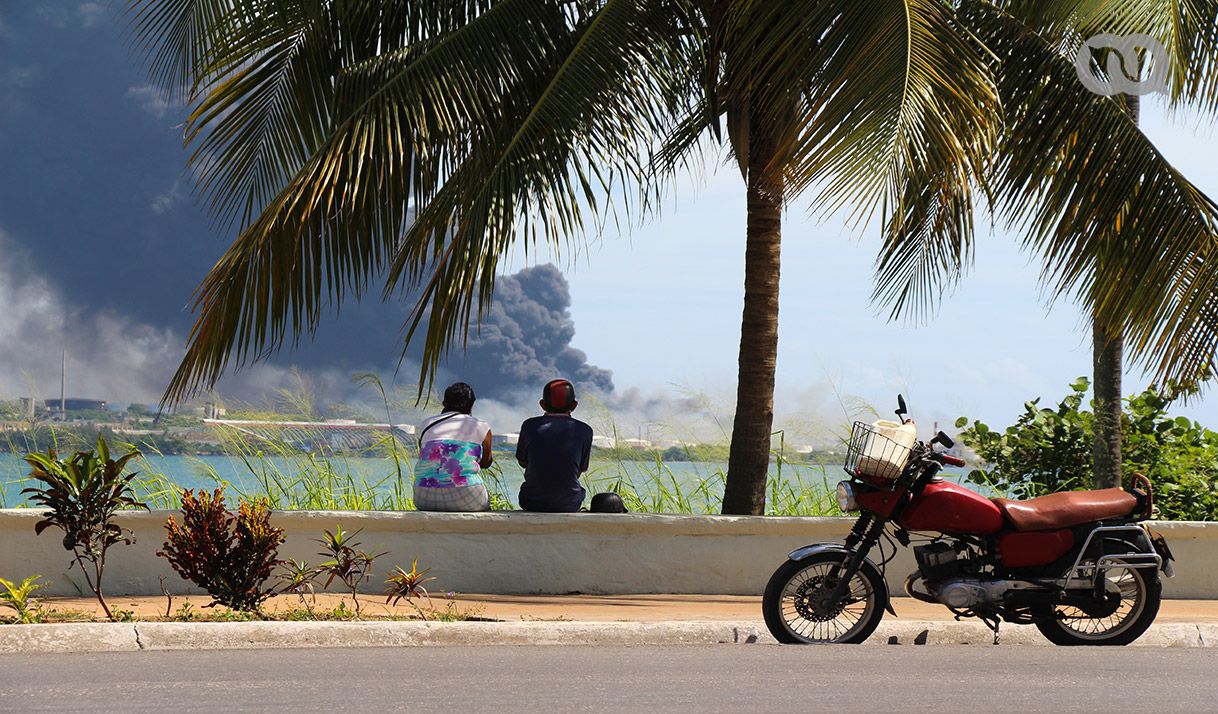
[843,421,914,481]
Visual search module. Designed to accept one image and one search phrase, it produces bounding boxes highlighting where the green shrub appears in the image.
[159,488,285,612]
[957,378,1218,520]
[316,525,385,618]
[0,575,42,624]
[22,435,148,620]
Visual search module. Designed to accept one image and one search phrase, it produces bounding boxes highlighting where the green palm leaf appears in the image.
[967,1,1218,384]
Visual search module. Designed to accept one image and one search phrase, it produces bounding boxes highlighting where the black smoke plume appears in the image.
[439,264,614,400]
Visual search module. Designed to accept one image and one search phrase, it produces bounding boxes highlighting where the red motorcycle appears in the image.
[762,395,1174,645]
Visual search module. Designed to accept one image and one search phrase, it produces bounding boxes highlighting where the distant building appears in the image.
[189,404,227,419]
[44,398,107,412]
[18,398,34,419]
[654,439,695,450]
[591,435,616,449]
[492,433,520,447]
[620,438,652,450]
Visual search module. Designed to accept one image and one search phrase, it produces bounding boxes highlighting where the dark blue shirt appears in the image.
[515,414,593,512]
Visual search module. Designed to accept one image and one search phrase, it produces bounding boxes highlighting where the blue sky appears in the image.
[546,99,1218,431]
[0,2,1215,436]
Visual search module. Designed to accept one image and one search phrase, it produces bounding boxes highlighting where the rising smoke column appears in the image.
[439,264,614,401]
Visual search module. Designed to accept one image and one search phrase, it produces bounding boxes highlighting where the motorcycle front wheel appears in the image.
[1034,558,1161,646]
[762,551,887,644]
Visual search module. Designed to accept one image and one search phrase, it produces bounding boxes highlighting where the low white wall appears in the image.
[1,510,1214,598]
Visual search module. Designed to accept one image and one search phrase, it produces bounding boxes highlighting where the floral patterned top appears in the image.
[413,412,489,488]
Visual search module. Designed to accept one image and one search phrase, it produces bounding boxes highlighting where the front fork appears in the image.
[829,513,896,615]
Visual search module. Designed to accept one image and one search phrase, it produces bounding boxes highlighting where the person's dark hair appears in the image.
[541,379,577,413]
[442,382,476,413]
[590,492,628,513]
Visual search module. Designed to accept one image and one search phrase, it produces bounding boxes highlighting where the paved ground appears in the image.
[40,593,1218,623]
[2,645,1215,713]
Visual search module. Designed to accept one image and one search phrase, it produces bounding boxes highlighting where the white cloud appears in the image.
[0,229,184,403]
[151,181,184,214]
[126,84,178,120]
[77,2,106,28]
[1,67,37,88]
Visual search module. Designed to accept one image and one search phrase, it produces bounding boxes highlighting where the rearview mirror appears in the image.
[896,394,907,417]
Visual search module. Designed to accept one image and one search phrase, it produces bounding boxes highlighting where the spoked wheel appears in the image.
[762,551,887,644]
[1035,558,1161,646]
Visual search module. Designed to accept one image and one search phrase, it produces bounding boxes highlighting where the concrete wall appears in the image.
[1,509,1214,598]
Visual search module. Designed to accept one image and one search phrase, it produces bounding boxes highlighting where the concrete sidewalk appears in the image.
[35,593,1218,624]
[5,594,1216,653]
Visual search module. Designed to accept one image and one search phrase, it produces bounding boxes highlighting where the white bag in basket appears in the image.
[856,420,917,480]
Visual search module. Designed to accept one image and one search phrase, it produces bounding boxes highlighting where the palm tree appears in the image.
[129,0,1001,514]
[873,2,1218,492]
[1069,5,1218,490]
[129,0,1218,515]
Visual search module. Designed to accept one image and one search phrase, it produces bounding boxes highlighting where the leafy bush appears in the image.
[159,488,285,612]
[957,378,1218,520]
[316,525,385,618]
[276,559,320,617]
[22,435,148,620]
[0,575,42,624]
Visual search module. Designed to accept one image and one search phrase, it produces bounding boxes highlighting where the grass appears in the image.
[1,420,843,516]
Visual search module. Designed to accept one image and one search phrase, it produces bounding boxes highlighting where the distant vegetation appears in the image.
[958,378,1218,521]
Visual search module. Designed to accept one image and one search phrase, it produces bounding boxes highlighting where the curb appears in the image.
[1,620,1214,653]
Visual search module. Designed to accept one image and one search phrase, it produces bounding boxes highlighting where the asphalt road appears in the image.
[1,645,1213,713]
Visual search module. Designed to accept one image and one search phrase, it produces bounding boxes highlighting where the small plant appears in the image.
[316,525,385,618]
[0,575,42,624]
[113,609,135,622]
[159,488,285,612]
[22,435,148,620]
[429,594,487,623]
[384,559,436,619]
[276,559,320,617]
[173,602,197,621]
[330,600,354,620]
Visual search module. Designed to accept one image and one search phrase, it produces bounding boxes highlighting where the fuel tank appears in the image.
[897,479,1004,535]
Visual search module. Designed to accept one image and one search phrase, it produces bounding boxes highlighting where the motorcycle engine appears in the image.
[936,580,997,609]
[913,542,1039,610]
[935,579,1031,609]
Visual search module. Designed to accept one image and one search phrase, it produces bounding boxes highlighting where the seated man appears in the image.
[516,379,593,512]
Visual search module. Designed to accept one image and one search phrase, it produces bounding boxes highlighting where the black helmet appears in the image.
[589,492,628,513]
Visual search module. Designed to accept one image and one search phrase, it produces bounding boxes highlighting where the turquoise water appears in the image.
[0,452,841,511]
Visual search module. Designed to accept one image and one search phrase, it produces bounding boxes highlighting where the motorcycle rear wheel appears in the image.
[762,551,887,644]
[1034,559,1161,646]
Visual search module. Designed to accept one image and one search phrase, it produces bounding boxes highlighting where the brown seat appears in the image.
[991,489,1137,532]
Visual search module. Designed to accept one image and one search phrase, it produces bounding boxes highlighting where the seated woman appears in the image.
[413,382,493,512]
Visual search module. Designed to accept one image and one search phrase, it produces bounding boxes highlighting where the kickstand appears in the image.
[981,615,1001,645]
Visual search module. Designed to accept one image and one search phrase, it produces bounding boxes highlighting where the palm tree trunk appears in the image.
[1092,94,1139,491]
[722,122,782,516]
[1092,316,1123,489]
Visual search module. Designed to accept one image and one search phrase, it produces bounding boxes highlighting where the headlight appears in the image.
[835,481,858,512]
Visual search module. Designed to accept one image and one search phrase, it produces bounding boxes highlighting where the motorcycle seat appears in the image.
[991,489,1138,531]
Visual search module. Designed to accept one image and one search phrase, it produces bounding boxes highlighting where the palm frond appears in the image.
[1065,0,1218,114]
[155,0,695,403]
[719,0,999,319]
[967,1,1218,384]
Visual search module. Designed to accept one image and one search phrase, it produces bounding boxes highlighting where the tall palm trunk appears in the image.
[722,120,783,516]
[1092,93,1139,491]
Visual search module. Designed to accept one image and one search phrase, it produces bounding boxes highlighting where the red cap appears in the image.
[542,379,576,411]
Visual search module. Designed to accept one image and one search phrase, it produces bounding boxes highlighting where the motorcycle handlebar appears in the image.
[938,453,966,468]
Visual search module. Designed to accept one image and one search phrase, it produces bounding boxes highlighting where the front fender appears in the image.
[787,542,896,616]
[787,542,854,562]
